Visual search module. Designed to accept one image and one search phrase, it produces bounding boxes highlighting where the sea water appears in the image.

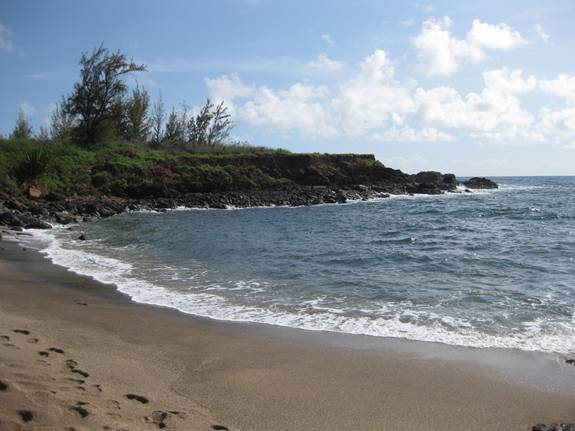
[31,177,575,355]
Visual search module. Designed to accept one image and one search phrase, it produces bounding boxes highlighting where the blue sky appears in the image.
[1,0,575,175]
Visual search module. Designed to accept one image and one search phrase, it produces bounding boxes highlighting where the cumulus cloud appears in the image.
[538,74,575,140]
[539,74,575,101]
[240,83,335,136]
[411,17,526,76]
[201,48,575,147]
[0,23,14,52]
[415,68,538,141]
[205,49,432,142]
[466,19,526,51]
[332,50,416,136]
[305,54,345,73]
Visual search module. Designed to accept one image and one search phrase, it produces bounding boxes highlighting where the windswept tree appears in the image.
[10,109,33,140]
[150,92,165,148]
[207,101,233,146]
[122,85,150,143]
[187,99,233,147]
[64,44,146,146]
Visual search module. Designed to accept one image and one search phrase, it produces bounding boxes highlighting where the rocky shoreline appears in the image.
[0,174,498,231]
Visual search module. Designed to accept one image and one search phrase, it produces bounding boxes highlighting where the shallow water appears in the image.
[32,177,575,354]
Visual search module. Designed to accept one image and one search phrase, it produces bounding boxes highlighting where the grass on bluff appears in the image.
[0,137,303,197]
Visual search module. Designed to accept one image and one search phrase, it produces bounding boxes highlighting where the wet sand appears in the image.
[0,234,574,430]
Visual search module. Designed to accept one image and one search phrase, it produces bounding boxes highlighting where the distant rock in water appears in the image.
[461,177,498,189]
[411,171,458,194]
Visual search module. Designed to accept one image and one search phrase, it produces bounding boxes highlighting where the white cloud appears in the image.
[305,54,345,73]
[540,74,575,102]
[206,73,254,116]
[206,73,254,101]
[332,49,416,136]
[321,33,335,47]
[533,24,550,42]
[0,23,14,52]
[411,17,526,76]
[466,19,526,51]
[201,50,575,148]
[368,127,453,143]
[415,68,537,141]
[240,83,335,136]
[538,74,575,140]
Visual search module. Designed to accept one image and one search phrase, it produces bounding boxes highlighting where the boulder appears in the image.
[413,171,443,185]
[462,177,498,189]
[24,221,52,229]
[0,212,23,227]
[55,213,77,225]
[413,171,458,192]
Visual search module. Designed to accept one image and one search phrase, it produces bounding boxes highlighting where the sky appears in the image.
[1,0,575,176]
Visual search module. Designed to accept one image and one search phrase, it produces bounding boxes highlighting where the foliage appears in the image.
[50,99,76,141]
[121,85,151,143]
[150,92,165,148]
[13,146,51,183]
[10,109,33,140]
[63,44,146,146]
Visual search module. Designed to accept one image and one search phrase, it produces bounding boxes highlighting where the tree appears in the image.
[186,99,233,147]
[10,109,33,140]
[163,108,182,146]
[150,92,165,148]
[207,101,233,146]
[187,99,212,147]
[64,44,146,146]
[50,100,76,141]
[122,85,150,143]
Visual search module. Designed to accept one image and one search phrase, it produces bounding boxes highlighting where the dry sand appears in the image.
[0,234,574,430]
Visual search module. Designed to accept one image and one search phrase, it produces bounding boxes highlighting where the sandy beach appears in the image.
[0,233,574,431]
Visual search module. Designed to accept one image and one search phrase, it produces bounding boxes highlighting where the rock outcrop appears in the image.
[462,177,498,189]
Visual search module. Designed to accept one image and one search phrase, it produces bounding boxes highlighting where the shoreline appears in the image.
[1,233,575,430]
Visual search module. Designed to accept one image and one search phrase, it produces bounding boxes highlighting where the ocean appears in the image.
[30,177,575,355]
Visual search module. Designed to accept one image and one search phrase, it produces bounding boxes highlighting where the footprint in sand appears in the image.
[18,410,34,423]
[211,425,230,430]
[49,347,65,354]
[12,329,30,335]
[0,335,10,341]
[146,410,187,429]
[38,351,50,357]
[66,359,90,378]
[0,380,8,391]
[70,404,90,418]
[125,393,149,404]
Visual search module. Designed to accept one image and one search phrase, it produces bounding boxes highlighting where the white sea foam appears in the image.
[24,227,575,356]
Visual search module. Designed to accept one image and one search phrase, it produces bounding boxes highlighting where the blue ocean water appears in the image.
[34,177,575,354]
